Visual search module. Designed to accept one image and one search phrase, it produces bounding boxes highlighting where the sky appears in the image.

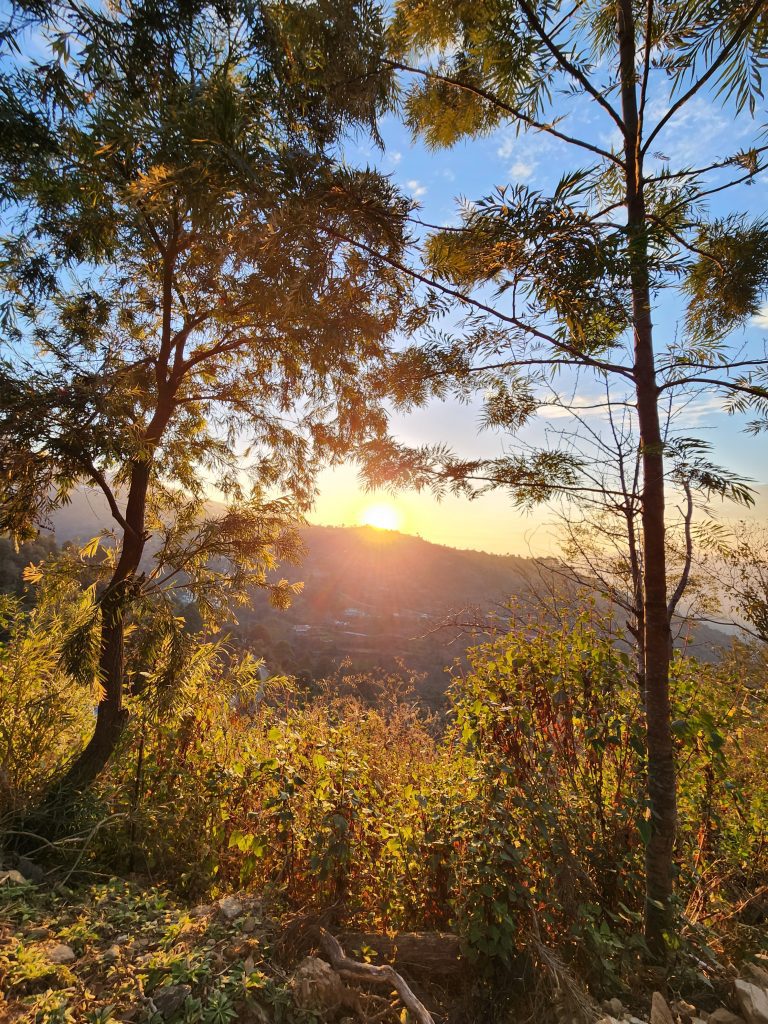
[311,76,768,557]
[3,8,767,558]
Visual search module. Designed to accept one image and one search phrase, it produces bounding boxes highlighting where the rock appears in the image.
[240,916,258,934]
[0,869,27,885]
[218,896,243,921]
[16,857,45,882]
[672,1000,698,1024]
[25,926,52,940]
[48,943,76,964]
[627,1017,649,1024]
[152,984,192,1019]
[239,1005,270,1024]
[603,999,625,1017]
[741,964,768,991]
[651,993,675,1024]
[189,904,213,919]
[735,980,768,1024]
[103,945,121,962]
[289,956,344,1013]
[114,934,131,945]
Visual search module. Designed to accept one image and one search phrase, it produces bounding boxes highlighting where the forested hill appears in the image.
[34,484,544,617]
[1,493,729,706]
[285,523,540,622]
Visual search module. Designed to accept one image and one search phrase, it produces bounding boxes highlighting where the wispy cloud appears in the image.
[751,305,768,329]
[509,159,535,182]
[407,179,428,199]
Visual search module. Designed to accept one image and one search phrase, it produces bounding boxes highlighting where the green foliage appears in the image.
[0,878,305,1024]
[685,217,768,343]
[1,588,767,998]
[0,589,95,816]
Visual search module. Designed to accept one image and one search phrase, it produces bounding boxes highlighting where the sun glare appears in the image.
[360,503,400,531]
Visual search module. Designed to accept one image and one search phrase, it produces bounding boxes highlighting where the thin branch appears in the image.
[324,226,635,379]
[644,144,768,184]
[80,460,137,540]
[386,59,623,167]
[516,0,625,132]
[637,0,654,141]
[659,376,768,398]
[643,0,766,154]
[668,480,693,618]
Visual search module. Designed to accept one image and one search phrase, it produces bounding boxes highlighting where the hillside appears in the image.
[37,491,546,705]
[8,488,731,705]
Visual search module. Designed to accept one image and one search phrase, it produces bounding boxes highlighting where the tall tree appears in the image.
[362,0,768,954]
[0,0,412,801]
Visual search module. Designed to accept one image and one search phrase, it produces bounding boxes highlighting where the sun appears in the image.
[360,503,401,531]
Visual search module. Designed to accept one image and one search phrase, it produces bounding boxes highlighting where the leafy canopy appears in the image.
[0,0,415,614]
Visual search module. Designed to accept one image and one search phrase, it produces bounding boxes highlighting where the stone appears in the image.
[289,956,344,1013]
[218,896,243,921]
[103,945,121,962]
[603,999,625,1017]
[152,984,192,1019]
[239,1005,270,1024]
[25,926,51,940]
[48,943,76,964]
[651,993,675,1024]
[189,904,213,919]
[672,1000,699,1024]
[741,964,768,991]
[240,916,258,934]
[17,857,45,883]
[0,869,27,885]
[627,1017,649,1024]
[114,934,131,945]
[735,980,768,1024]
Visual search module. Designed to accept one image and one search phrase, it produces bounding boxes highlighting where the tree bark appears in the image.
[615,0,677,957]
[47,459,153,802]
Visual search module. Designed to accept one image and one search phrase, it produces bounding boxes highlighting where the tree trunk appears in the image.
[35,459,155,823]
[615,0,677,957]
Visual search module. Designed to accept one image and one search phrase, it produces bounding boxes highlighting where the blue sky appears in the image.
[312,70,768,554]
[3,6,766,555]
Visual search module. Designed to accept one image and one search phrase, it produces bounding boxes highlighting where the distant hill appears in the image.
[10,486,734,707]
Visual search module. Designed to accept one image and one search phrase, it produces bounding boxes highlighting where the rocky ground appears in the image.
[1,867,767,1024]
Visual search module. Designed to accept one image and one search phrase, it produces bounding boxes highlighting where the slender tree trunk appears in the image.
[48,460,152,801]
[616,0,677,957]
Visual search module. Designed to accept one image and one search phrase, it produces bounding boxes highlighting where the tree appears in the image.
[358,0,768,954]
[0,0,412,803]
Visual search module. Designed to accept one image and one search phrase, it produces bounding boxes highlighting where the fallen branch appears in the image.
[318,927,436,1024]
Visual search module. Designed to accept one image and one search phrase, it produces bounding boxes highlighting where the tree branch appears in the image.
[516,0,625,132]
[386,59,623,167]
[642,0,765,154]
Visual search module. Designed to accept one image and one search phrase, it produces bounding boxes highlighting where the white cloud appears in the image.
[389,150,403,165]
[497,135,516,160]
[509,159,535,181]
[407,179,428,199]
[751,305,768,329]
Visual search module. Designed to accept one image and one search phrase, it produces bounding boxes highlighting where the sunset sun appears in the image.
[360,503,401,531]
